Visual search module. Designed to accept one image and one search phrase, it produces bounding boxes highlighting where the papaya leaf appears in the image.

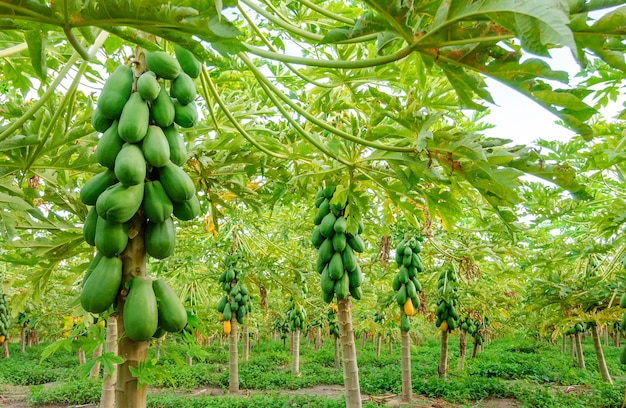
[24,28,47,80]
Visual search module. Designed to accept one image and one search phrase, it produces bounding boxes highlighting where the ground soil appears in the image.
[0,383,522,408]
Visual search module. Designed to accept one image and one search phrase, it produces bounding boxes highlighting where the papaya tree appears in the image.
[0,291,10,358]
[286,295,306,374]
[434,267,460,378]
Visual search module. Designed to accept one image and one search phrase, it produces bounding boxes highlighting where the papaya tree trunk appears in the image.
[458,330,467,370]
[186,355,193,366]
[290,331,294,354]
[591,325,612,383]
[438,330,449,378]
[614,332,620,348]
[388,336,393,355]
[78,349,86,365]
[575,333,585,369]
[228,317,239,394]
[400,330,412,403]
[292,329,300,375]
[100,314,117,408]
[361,332,367,349]
[570,335,576,364]
[337,297,362,408]
[155,338,161,360]
[561,334,566,354]
[604,326,609,347]
[90,343,103,379]
[315,326,322,350]
[472,339,479,358]
[116,215,148,408]
[2,340,8,358]
[242,322,249,362]
[375,334,381,358]
[20,327,26,353]
[334,336,340,369]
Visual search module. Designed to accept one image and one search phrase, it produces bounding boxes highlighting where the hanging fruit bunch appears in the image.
[217,253,251,335]
[434,268,459,333]
[80,45,202,341]
[312,187,365,303]
[0,292,9,344]
[328,305,339,338]
[461,316,484,345]
[287,295,306,332]
[392,236,424,333]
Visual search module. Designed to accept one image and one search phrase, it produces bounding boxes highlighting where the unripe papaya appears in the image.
[143,180,173,223]
[118,93,149,143]
[152,279,187,332]
[150,84,175,127]
[311,226,324,248]
[162,124,187,166]
[83,206,98,246]
[142,126,170,168]
[170,72,196,105]
[222,303,232,321]
[174,45,201,78]
[400,313,410,332]
[123,277,159,341]
[159,161,195,202]
[145,217,176,259]
[80,255,122,313]
[80,169,117,205]
[347,234,365,253]
[96,182,144,223]
[114,144,146,186]
[334,272,349,299]
[97,65,134,119]
[145,51,181,80]
[620,293,626,309]
[333,216,347,233]
[313,198,330,225]
[396,285,407,306]
[173,100,197,128]
[96,121,124,170]
[320,266,334,295]
[328,252,344,280]
[95,217,128,257]
[320,212,337,238]
[348,265,363,289]
[620,345,626,364]
[91,108,113,133]
[172,195,200,221]
[342,247,357,272]
[217,296,228,313]
[350,285,362,300]
[82,252,103,288]
[332,232,347,252]
[136,71,160,101]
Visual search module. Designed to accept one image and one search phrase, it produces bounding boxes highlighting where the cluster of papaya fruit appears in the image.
[392,236,424,332]
[312,187,365,303]
[217,255,251,335]
[460,316,484,345]
[80,46,201,341]
[286,296,306,332]
[123,277,188,341]
[327,306,339,337]
[434,268,459,332]
[565,323,585,337]
[620,293,626,364]
[0,293,9,343]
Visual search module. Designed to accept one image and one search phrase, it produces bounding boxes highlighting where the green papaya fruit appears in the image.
[80,169,117,205]
[145,217,176,259]
[96,182,144,223]
[403,253,412,268]
[334,271,350,299]
[173,100,197,128]
[83,206,98,246]
[396,285,407,306]
[91,108,113,133]
[342,247,357,272]
[311,226,324,248]
[145,51,181,80]
[118,93,149,143]
[316,252,326,274]
[347,234,365,253]
[400,314,410,332]
[313,198,330,225]
[162,124,187,166]
[392,274,401,291]
[620,345,626,364]
[240,284,249,296]
[328,252,344,280]
[348,265,363,289]
[172,195,200,221]
[174,45,201,78]
[411,276,422,292]
[320,212,337,238]
[333,216,347,233]
[150,84,175,127]
[322,186,335,198]
[97,65,134,119]
[320,266,335,295]
[143,180,173,223]
[123,277,159,341]
[152,327,166,339]
[159,161,195,202]
[96,121,124,170]
[170,72,196,105]
[152,279,187,332]
[217,296,228,313]
[230,298,239,312]
[350,285,362,300]
[620,293,626,308]
[82,251,103,288]
[222,303,232,321]
[136,71,160,101]
[406,280,417,298]
[357,220,364,235]
[332,232,347,252]
[95,217,128,257]
[142,125,170,168]
[80,255,122,313]
[114,144,146,186]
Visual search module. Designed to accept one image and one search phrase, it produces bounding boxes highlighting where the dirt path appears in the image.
[0,383,522,407]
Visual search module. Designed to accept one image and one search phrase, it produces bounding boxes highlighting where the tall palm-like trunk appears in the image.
[375,334,381,358]
[229,317,239,393]
[438,330,449,377]
[90,344,103,379]
[458,330,467,370]
[337,298,361,408]
[575,333,585,369]
[591,325,612,383]
[292,329,300,374]
[400,330,412,403]
[604,326,609,346]
[2,341,8,358]
[242,322,249,362]
[315,326,322,350]
[20,327,26,353]
[570,335,576,364]
[116,215,148,408]
[561,334,566,354]
[100,315,117,408]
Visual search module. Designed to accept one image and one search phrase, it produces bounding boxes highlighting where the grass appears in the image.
[1,332,625,407]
